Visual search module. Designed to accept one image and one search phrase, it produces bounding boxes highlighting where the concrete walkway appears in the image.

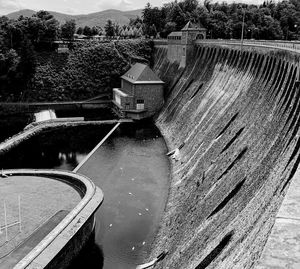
[256,169,300,268]
[0,210,69,268]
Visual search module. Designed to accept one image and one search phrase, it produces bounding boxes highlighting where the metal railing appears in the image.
[195,39,300,53]
[153,39,300,54]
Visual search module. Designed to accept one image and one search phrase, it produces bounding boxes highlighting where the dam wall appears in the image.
[151,44,300,268]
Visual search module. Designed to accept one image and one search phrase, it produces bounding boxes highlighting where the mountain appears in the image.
[6,9,143,28]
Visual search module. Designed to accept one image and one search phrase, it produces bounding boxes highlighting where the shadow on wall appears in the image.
[67,236,104,269]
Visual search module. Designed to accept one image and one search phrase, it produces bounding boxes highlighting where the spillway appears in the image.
[151,44,300,268]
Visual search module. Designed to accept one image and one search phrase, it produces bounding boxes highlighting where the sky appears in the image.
[0,0,266,15]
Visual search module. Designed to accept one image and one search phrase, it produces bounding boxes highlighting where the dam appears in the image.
[0,36,300,269]
[149,38,300,268]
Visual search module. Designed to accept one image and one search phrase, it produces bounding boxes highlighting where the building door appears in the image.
[136,99,144,110]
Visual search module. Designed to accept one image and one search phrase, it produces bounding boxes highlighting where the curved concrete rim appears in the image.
[1,169,103,269]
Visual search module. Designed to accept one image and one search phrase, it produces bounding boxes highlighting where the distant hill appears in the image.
[6,9,143,28]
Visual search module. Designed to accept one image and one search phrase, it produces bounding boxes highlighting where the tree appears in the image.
[129,16,143,28]
[105,20,115,37]
[114,23,121,36]
[91,26,99,36]
[180,0,199,14]
[142,3,164,36]
[61,19,76,39]
[83,26,92,36]
[166,2,187,30]
[149,24,157,37]
[76,27,83,35]
[33,11,59,41]
[164,21,177,36]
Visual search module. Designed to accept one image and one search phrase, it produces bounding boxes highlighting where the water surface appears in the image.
[0,122,170,269]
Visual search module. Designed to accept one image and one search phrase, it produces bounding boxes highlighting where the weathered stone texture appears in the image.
[150,45,300,269]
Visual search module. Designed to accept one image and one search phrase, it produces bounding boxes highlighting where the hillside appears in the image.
[22,40,152,102]
[6,9,143,28]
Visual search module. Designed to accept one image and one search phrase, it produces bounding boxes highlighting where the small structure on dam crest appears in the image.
[113,63,164,120]
[168,21,207,67]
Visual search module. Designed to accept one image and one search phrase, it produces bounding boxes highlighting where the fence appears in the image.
[195,39,300,53]
[153,39,300,54]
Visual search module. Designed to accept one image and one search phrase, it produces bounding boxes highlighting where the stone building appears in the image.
[113,63,164,120]
[167,21,207,67]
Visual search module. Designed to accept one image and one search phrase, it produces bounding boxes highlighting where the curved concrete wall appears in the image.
[151,44,300,268]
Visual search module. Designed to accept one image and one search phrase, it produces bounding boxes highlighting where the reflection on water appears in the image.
[68,231,105,269]
[0,122,170,269]
[0,125,111,170]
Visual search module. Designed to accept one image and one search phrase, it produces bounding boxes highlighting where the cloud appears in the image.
[98,0,134,11]
[0,0,22,14]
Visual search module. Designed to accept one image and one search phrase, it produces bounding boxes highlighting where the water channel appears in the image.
[0,121,170,269]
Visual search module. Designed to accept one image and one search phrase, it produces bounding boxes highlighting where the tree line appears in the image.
[142,0,300,40]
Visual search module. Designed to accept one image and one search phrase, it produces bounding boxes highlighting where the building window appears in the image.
[183,47,186,56]
[136,99,144,110]
[125,103,130,110]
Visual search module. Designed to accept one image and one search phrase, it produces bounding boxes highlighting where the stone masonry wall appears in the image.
[150,44,300,269]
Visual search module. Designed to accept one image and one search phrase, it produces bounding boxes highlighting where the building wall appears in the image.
[168,30,207,65]
[122,96,135,110]
[113,90,135,110]
[121,80,135,95]
[167,43,183,63]
[135,84,164,115]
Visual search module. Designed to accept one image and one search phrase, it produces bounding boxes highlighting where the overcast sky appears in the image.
[0,0,266,15]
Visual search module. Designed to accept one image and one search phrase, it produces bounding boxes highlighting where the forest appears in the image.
[0,0,299,102]
[0,11,151,102]
[142,0,300,39]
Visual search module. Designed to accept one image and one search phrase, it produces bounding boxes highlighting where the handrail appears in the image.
[153,38,300,54]
[195,39,300,54]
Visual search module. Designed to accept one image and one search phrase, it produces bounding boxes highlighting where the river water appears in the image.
[0,122,170,269]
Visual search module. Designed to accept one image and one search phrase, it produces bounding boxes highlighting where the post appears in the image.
[4,201,8,242]
[18,195,22,233]
[240,9,245,52]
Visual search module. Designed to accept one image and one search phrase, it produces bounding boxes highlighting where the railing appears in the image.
[153,38,300,54]
[195,39,300,53]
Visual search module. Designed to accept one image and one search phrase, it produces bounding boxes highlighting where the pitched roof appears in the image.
[121,63,164,84]
[168,31,182,37]
[182,21,206,31]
